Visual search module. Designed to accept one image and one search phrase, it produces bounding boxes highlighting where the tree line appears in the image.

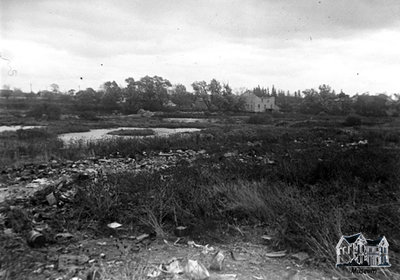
[1,76,400,118]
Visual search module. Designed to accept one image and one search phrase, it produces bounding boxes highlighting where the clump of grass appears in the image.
[343,115,362,126]
[0,128,64,169]
[15,128,53,140]
[98,258,152,280]
[247,113,273,124]
[107,128,155,136]
[69,132,400,268]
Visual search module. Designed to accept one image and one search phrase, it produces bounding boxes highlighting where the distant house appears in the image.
[336,233,390,267]
[241,91,279,112]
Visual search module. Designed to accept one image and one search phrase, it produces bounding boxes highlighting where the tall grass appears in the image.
[1,121,400,269]
[70,138,400,267]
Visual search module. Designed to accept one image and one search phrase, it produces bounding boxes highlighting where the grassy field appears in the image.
[1,113,400,271]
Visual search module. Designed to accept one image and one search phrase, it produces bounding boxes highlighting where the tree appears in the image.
[67,89,76,96]
[300,88,323,114]
[336,90,353,115]
[75,88,102,111]
[271,85,277,97]
[253,86,267,97]
[192,81,211,110]
[208,79,222,95]
[28,103,62,120]
[50,83,60,93]
[209,79,225,110]
[134,76,172,111]
[353,94,388,117]
[122,77,142,113]
[170,84,195,109]
[101,81,122,111]
[1,85,12,100]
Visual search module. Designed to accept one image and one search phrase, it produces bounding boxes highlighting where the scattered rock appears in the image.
[58,254,89,270]
[184,260,209,280]
[264,250,286,258]
[136,233,149,242]
[147,265,162,278]
[291,252,309,262]
[166,258,184,274]
[55,232,74,242]
[210,251,225,271]
[27,230,46,248]
[214,274,237,280]
[174,226,189,237]
[86,269,101,280]
[107,222,122,229]
[261,235,272,241]
[4,207,31,233]
[46,192,57,206]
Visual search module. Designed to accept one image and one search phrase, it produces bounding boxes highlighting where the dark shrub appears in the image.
[78,111,99,120]
[247,114,273,124]
[27,103,62,120]
[343,115,362,126]
[16,128,53,140]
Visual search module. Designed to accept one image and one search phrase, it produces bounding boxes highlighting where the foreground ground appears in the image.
[1,113,400,279]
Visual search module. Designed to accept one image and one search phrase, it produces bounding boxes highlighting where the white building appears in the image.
[241,92,279,112]
[336,233,390,267]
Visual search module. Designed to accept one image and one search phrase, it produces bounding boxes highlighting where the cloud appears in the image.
[1,0,400,94]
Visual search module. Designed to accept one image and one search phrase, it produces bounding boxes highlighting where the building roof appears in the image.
[366,236,383,246]
[343,233,362,244]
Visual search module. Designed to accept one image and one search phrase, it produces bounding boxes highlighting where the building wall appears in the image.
[243,92,279,112]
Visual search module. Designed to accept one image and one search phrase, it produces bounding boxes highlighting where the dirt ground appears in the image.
[0,229,332,280]
[1,153,397,280]
[3,221,396,280]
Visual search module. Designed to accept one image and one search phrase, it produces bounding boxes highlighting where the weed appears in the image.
[343,115,362,126]
[247,113,273,124]
[107,128,155,136]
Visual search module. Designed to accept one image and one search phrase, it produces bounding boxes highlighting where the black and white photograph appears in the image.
[1,0,400,279]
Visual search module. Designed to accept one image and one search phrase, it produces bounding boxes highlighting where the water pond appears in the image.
[59,127,201,143]
[162,118,218,123]
[0,125,43,133]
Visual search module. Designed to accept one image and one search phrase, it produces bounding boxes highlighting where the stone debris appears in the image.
[165,258,184,274]
[264,250,287,258]
[184,259,210,280]
[54,232,74,242]
[291,252,310,262]
[136,233,149,242]
[58,254,89,270]
[261,235,272,241]
[188,241,215,254]
[216,274,237,280]
[107,222,122,229]
[147,265,162,278]
[46,192,57,206]
[0,147,328,280]
[27,229,46,248]
[174,225,189,237]
[210,251,225,271]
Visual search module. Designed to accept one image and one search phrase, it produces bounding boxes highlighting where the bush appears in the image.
[343,115,362,126]
[107,128,155,136]
[78,111,99,120]
[27,103,62,120]
[16,128,53,140]
[247,114,273,124]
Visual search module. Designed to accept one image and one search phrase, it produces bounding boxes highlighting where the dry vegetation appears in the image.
[1,113,400,279]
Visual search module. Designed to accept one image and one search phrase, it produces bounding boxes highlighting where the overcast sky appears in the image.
[1,0,400,95]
